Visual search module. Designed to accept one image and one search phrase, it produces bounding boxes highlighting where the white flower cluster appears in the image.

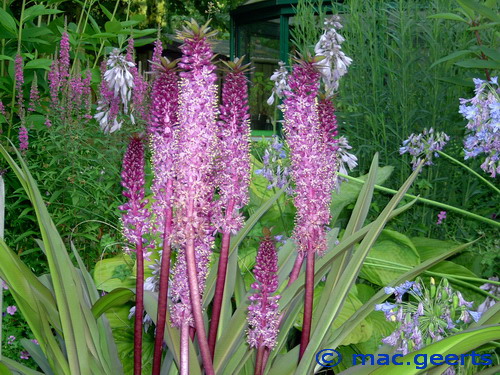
[314,15,353,97]
[94,49,136,133]
[267,61,290,105]
[104,49,135,112]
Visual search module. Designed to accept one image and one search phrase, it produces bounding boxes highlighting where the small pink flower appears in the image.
[437,211,447,225]
[1,279,8,290]
[6,305,17,315]
[20,351,30,360]
[7,335,15,344]
[31,339,39,345]
[45,117,52,128]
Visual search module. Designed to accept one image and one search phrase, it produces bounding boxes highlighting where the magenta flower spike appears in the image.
[28,76,40,112]
[48,59,60,111]
[171,19,219,375]
[152,39,163,70]
[18,126,28,151]
[282,58,334,358]
[247,234,281,375]
[208,57,252,356]
[149,57,180,375]
[59,31,70,86]
[15,54,25,122]
[119,136,149,375]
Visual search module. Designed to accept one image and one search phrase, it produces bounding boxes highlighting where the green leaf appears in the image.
[361,229,420,286]
[468,21,500,30]
[23,5,62,23]
[104,21,122,33]
[0,55,13,61]
[0,8,17,35]
[457,0,500,22]
[454,59,500,69]
[91,288,134,318]
[428,13,468,22]
[0,363,13,375]
[99,4,114,21]
[94,254,135,292]
[24,58,53,70]
[412,237,457,261]
[430,50,472,68]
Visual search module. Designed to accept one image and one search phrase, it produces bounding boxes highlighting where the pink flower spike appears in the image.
[59,31,70,84]
[28,76,40,112]
[6,305,17,315]
[247,236,281,350]
[18,126,28,151]
[15,54,25,123]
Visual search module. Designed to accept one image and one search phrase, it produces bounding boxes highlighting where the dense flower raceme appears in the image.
[59,31,70,86]
[282,60,334,255]
[216,58,252,233]
[399,128,450,170]
[314,15,352,97]
[169,21,219,327]
[18,126,28,151]
[377,278,482,360]
[267,61,290,106]
[148,55,180,238]
[255,135,292,194]
[247,236,281,349]
[95,48,136,133]
[119,137,151,257]
[28,76,40,112]
[459,77,500,177]
[15,54,27,151]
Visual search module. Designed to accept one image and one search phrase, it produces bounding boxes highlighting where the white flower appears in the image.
[105,49,135,113]
[314,15,352,97]
[267,61,290,105]
[335,136,358,189]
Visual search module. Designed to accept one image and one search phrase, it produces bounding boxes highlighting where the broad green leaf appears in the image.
[105,21,122,33]
[91,288,134,318]
[411,237,456,261]
[361,229,420,286]
[0,55,14,62]
[455,59,500,69]
[93,254,135,292]
[428,13,468,22]
[0,8,17,35]
[24,59,53,70]
[0,358,43,375]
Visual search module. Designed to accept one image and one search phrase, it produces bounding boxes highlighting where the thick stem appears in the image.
[152,201,174,375]
[134,243,144,375]
[299,249,315,359]
[261,348,270,375]
[254,347,265,375]
[208,199,235,358]
[185,202,215,375]
[288,252,304,286]
[180,323,190,375]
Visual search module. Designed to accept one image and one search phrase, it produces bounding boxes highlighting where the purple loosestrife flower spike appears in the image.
[171,19,218,375]
[15,54,25,124]
[126,38,149,123]
[59,31,70,85]
[247,235,281,350]
[18,126,28,151]
[152,39,163,70]
[28,76,40,112]
[48,59,60,111]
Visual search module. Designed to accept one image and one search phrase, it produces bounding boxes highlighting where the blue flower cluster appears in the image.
[255,136,292,194]
[399,128,449,170]
[375,278,482,366]
[459,77,500,177]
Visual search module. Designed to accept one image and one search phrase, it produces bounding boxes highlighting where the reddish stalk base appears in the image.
[134,244,144,375]
[299,250,315,359]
